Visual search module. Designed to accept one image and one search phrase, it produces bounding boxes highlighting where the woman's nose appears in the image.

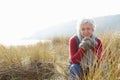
[84,29,88,33]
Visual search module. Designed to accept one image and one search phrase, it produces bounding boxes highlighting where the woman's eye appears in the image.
[82,28,91,31]
[82,28,85,31]
[87,28,90,30]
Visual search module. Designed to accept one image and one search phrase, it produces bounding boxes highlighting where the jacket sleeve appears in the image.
[95,38,103,60]
[69,37,86,64]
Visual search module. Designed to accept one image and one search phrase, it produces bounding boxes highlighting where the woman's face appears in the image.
[80,23,94,37]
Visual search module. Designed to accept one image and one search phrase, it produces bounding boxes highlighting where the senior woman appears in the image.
[68,19,103,79]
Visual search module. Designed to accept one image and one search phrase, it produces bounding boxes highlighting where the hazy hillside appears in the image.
[28,14,120,40]
[94,14,120,33]
[28,20,77,40]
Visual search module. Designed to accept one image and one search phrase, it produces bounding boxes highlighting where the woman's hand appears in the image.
[79,37,95,50]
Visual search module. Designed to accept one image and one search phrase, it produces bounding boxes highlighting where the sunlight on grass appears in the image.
[0,33,119,80]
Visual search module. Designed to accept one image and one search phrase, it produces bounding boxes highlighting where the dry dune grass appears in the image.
[0,32,119,80]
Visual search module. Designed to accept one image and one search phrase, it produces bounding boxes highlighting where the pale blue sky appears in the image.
[0,0,120,45]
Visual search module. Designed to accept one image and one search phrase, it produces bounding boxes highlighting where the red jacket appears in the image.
[69,36,103,64]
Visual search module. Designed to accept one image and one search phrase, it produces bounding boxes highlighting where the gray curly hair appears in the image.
[77,19,95,34]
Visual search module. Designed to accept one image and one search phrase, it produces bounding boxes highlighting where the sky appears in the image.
[0,0,120,45]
